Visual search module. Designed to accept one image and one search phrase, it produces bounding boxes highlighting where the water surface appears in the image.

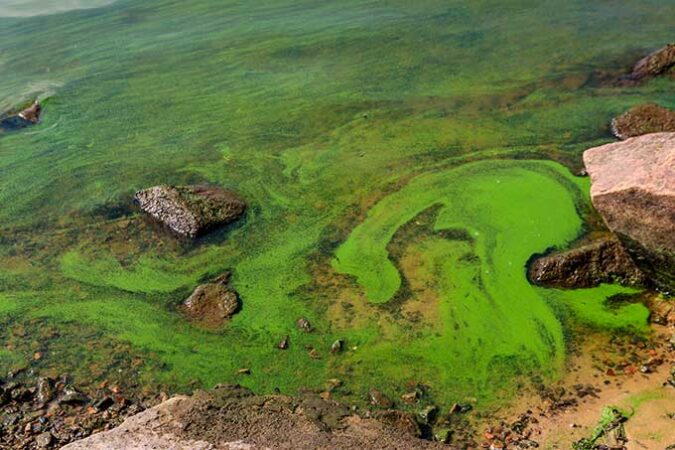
[0,0,672,409]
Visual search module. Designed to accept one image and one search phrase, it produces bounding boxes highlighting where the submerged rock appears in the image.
[134,185,246,238]
[182,273,240,328]
[583,133,675,290]
[529,237,645,288]
[0,101,42,132]
[628,43,675,82]
[611,104,675,140]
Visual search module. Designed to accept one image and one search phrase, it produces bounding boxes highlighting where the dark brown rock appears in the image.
[583,133,675,290]
[134,185,246,238]
[182,282,240,329]
[629,44,675,82]
[611,104,675,140]
[529,237,645,288]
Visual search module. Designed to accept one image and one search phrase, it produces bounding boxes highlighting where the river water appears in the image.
[0,0,672,411]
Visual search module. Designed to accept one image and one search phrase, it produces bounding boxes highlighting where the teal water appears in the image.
[0,0,672,410]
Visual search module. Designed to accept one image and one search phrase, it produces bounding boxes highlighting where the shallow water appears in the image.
[0,0,117,17]
[0,0,673,410]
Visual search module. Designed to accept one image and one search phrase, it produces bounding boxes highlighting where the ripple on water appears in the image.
[0,0,117,18]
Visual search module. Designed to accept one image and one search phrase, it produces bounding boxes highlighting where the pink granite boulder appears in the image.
[583,133,675,290]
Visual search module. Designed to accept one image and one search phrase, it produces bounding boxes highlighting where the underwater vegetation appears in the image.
[0,0,673,410]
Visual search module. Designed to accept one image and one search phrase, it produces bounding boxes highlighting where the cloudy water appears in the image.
[0,0,673,413]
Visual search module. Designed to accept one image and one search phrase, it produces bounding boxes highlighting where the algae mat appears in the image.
[333,160,646,401]
[0,0,669,410]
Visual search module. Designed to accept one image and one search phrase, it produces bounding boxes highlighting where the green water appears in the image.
[0,0,672,409]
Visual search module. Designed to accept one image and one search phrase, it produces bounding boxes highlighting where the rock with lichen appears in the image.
[134,185,246,238]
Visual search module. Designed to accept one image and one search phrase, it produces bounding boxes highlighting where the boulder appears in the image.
[135,185,246,238]
[611,104,675,140]
[62,386,444,449]
[529,237,645,288]
[0,101,42,132]
[628,44,675,82]
[182,274,240,328]
[583,133,675,290]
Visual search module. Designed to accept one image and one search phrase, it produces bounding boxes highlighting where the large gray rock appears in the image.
[583,133,675,290]
[62,385,445,450]
[135,185,246,238]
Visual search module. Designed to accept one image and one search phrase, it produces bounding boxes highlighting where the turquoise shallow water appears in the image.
[0,0,672,409]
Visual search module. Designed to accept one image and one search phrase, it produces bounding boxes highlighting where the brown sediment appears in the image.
[483,294,675,449]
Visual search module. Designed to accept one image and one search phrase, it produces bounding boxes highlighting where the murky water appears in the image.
[0,0,117,17]
[0,0,672,410]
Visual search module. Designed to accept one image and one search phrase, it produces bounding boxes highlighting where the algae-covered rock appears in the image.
[529,237,645,288]
[583,133,675,290]
[182,274,240,328]
[629,43,675,81]
[611,104,675,140]
[135,185,246,238]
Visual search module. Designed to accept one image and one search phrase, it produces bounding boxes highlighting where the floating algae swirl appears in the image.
[333,160,646,398]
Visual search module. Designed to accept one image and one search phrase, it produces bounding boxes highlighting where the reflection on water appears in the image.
[0,0,117,17]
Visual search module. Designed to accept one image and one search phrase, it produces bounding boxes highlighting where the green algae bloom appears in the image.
[0,0,669,411]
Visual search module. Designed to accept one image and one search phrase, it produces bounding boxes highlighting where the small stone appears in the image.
[326,379,342,392]
[94,396,115,411]
[368,388,394,408]
[182,283,240,328]
[237,368,251,375]
[277,335,289,350]
[418,405,438,425]
[35,432,52,448]
[434,427,452,443]
[35,377,54,404]
[330,339,344,354]
[60,386,89,405]
[296,317,313,332]
[449,402,473,414]
[401,391,418,404]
